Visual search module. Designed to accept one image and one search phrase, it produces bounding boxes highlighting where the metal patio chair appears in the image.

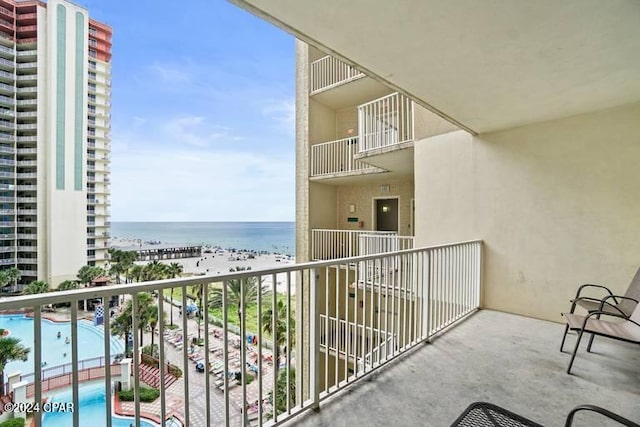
[562,266,640,352]
[561,299,640,374]
[570,266,640,316]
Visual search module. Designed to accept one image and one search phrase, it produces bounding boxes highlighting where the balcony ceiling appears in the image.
[231,0,640,134]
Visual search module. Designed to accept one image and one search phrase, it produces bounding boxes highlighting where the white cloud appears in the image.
[110,146,294,221]
[160,115,241,148]
[148,62,192,83]
[261,98,295,135]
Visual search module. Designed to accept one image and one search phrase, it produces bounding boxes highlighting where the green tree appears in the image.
[57,280,78,292]
[166,263,183,326]
[22,280,50,295]
[111,309,132,357]
[0,267,20,291]
[210,268,270,325]
[273,368,295,418]
[129,265,144,283]
[107,249,138,284]
[0,337,30,395]
[262,299,295,371]
[77,265,106,287]
[111,293,157,351]
[142,260,167,281]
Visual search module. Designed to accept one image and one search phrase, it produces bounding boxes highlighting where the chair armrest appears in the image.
[599,295,639,316]
[583,311,640,328]
[569,296,618,314]
[565,404,640,427]
[574,283,614,300]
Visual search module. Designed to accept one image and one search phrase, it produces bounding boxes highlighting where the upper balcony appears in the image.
[354,92,417,173]
[309,55,391,110]
[310,55,364,95]
[309,136,385,182]
[311,229,414,261]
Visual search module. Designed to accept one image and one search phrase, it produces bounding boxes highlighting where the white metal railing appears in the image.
[0,240,481,427]
[319,314,393,363]
[358,92,414,153]
[311,229,397,261]
[310,136,384,177]
[358,233,414,256]
[310,55,364,94]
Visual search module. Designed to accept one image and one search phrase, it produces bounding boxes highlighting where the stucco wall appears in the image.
[336,179,414,236]
[414,103,640,321]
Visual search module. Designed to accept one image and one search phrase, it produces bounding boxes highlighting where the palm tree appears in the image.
[166,263,183,325]
[262,299,295,370]
[129,265,143,283]
[210,269,270,326]
[77,265,105,287]
[110,292,157,353]
[57,280,78,292]
[0,337,30,395]
[22,280,50,295]
[143,260,167,281]
[111,310,132,357]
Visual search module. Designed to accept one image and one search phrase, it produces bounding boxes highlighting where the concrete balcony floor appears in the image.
[291,310,639,427]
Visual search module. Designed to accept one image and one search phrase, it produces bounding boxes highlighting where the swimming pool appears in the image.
[42,382,167,427]
[0,314,124,375]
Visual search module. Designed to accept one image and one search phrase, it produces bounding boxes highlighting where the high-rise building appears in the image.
[0,0,111,289]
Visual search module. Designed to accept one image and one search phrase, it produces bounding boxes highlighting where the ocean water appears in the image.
[111,222,295,255]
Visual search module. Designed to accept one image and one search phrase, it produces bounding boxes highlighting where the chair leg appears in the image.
[560,324,570,352]
[586,333,595,352]
[567,328,585,374]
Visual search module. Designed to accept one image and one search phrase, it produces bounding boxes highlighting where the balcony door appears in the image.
[375,198,399,232]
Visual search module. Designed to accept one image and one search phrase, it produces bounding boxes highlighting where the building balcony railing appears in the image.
[358,92,414,153]
[0,240,481,427]
[311,229,415,261]
[310,136,385,178]
[310,55,364,94]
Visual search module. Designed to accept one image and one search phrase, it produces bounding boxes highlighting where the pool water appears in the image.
[43,383,159,427]
[0,314,124,375]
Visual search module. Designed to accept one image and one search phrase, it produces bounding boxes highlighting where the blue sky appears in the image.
[77,0,295,222]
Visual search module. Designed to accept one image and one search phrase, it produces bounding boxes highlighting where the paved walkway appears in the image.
[38,299,276,426]
[120,298,276,426]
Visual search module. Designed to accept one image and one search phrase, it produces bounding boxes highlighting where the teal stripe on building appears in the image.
[74,12,85,191]
[56,4,67,190]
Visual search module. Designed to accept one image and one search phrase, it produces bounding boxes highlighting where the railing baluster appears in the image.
[222,280,230,427]
[71,305,79,427]
[132,294,141,427]
[103,295,113,427]
[157,293,167,427]
[180,288,190,427]
[33,306,42,427]
[256,274,264,426]
[271,273,278,419]
[203,282,211,426]
[240,277,247,427]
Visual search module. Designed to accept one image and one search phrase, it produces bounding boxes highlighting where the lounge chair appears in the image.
[560,300,640,374]
[569,266,640,317]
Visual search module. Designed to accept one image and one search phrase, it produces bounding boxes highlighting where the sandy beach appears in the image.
[110,237,297,294]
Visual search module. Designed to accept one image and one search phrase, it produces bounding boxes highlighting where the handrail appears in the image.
[0,240,481,309]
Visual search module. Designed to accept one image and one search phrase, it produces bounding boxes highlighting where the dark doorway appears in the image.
[375,198,399,232]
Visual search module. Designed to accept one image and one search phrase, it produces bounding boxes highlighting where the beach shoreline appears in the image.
[110,237,297,294]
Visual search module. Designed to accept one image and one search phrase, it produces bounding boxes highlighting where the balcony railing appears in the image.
[310,55,364,94]
[0,240,481,427]
[311,229,413,261]
[359,233,415,256]
[358,92,414,153]
[310,136,385,178]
